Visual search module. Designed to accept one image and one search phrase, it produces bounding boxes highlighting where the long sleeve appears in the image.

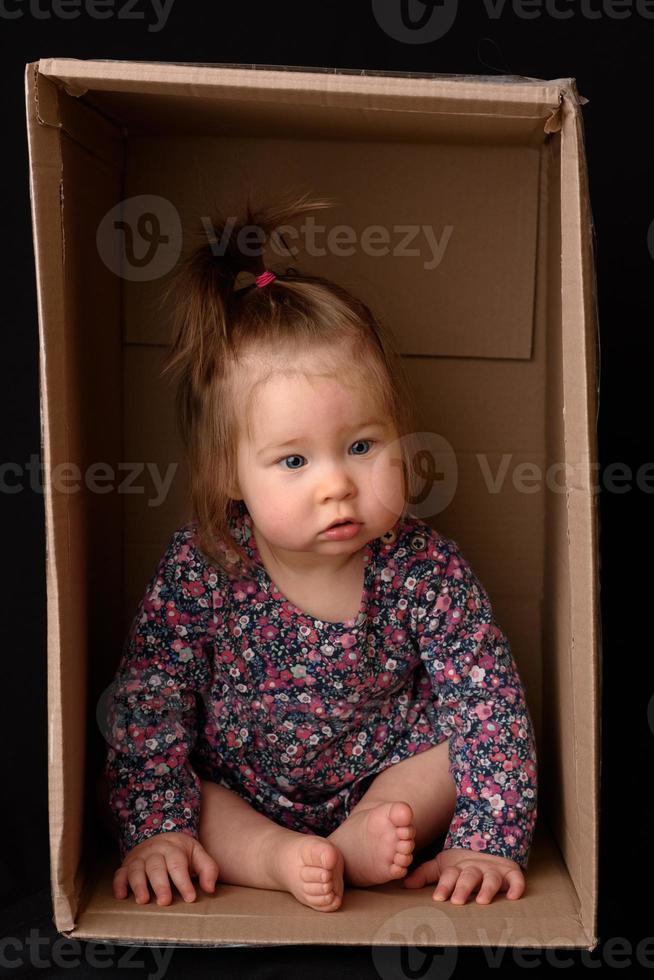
[414,534,538,871]
[103,528,214,862]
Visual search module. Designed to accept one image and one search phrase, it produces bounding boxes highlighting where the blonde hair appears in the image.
[159,190,419,580]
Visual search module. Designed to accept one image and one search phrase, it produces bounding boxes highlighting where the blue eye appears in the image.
[280,454,306,470]
[277,440,375,470]
[350,439,374,455]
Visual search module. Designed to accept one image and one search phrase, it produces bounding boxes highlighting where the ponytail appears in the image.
[157,190,417,579]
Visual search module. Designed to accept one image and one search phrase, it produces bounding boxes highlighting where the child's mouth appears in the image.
[321,520,361,540]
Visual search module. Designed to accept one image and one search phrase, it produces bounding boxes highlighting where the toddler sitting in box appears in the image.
[102,192,538,912]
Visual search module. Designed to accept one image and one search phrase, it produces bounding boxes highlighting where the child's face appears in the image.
[233,364,406,562]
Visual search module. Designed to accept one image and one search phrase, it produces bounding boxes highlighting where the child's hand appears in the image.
[402,847,526,905]
[113,831,219,906]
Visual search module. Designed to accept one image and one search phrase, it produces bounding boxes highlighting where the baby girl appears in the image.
[103,192,538,913]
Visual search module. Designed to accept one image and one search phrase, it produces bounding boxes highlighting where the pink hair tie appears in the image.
[255,269,276,288]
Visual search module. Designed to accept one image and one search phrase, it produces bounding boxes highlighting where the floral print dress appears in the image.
[104,499,538,869]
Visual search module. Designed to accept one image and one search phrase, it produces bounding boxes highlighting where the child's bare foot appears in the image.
[263,831,345,912]
[328,801,415,887]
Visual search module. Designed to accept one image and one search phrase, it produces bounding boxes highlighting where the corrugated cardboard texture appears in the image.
[541,89,601,945]
[37,59,569,143]
[72,824,585,948]
[25,60,599,950]
[122,139,541,360]
[25,64,126,932]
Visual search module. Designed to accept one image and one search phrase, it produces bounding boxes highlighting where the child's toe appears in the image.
[301,839,338,872]
[314,890,340,905]
[304,881,334,896]
[393,851,413,867]
[300,864,329,883]
[389,801,414,828]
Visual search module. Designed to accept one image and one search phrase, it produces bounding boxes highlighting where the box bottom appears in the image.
[61,822,595,949]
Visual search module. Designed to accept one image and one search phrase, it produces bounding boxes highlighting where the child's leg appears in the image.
[197,779,345,912]
[348,737,456,849]
[327,738,456,887]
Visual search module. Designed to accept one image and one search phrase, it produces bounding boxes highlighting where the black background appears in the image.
[1,2,651,976]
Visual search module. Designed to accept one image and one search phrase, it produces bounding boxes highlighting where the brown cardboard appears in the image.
[25,59,600,950]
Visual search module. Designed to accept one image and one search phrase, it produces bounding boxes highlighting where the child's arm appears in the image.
[103,527,214,864]
[412,533,538,872]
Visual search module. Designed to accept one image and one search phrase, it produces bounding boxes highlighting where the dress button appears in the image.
[409,533,427,553]
[381,528,397,546]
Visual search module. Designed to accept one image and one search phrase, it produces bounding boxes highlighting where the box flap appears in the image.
[552,87,601,952]
[37,59,578,115]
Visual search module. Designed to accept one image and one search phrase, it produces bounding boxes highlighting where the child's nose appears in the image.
[319,464,357,499]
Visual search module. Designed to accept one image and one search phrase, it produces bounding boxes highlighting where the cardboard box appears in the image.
[25,59,600,950]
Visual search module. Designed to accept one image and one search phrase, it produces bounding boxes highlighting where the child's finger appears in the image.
[144,854,174,905]
[190,844,219,894]
[474,869,503,904]
[164,852,197,903]
[403,857,440,888]
[449,866,484,905]
[112,867,129,899]
[126,862,152,904]
[432,867,462,902]
[445,866,482,905]
[503,868,526,900]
